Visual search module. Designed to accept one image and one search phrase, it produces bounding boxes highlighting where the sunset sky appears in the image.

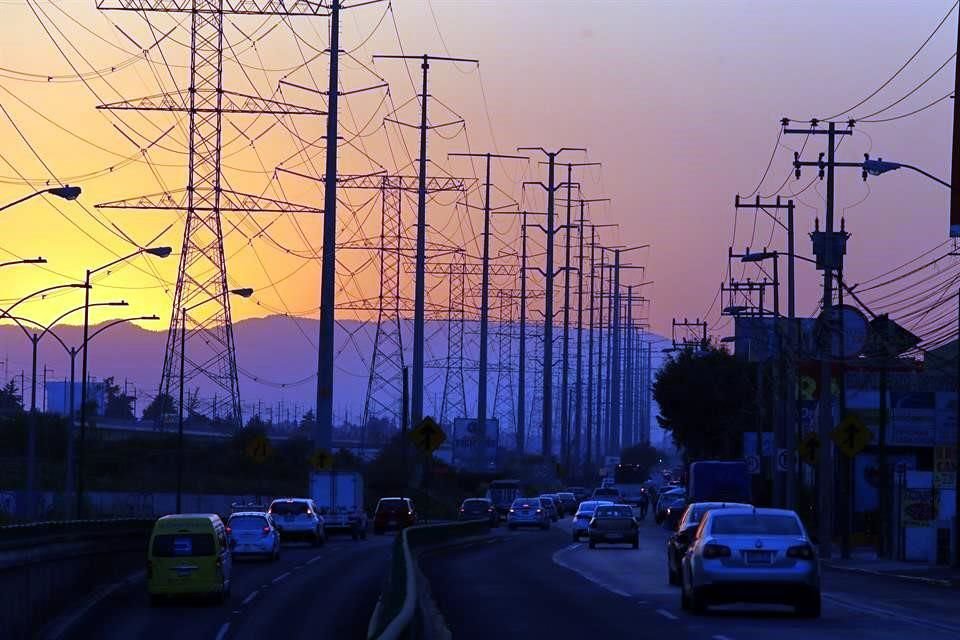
[1,0,957,349]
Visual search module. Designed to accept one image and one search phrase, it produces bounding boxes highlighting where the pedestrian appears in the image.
[638,489,649,520]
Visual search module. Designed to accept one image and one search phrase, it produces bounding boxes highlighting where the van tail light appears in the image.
[703,543,731,559]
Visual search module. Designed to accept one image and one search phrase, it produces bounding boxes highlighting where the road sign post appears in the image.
[409,417,445,523]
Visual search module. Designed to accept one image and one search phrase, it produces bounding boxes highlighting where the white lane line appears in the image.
[307,555,324,565]
[713,635,733,640]
[232,610,241,615]
[824,593,960,634]
[563,543,580,552]
[272,571,291,584]
[214,622,230,640]
[656,609,678,620]
[293,564,305,570]
[609,587,630,597]
[241,589,259,606]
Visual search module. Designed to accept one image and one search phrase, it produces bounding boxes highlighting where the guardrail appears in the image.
[368,520,491,640]
[0,519,155,640]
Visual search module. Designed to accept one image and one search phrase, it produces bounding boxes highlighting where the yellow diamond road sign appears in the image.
[832,413,871,458]
[410,416,446,453]
[245,435,272,464]
[309,449,334,471]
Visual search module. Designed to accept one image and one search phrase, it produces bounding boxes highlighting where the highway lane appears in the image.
[421,515,960,640]
[66,535,391,640]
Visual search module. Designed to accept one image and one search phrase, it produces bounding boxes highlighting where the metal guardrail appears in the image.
[369,519,491,640]
[0,518,154,551]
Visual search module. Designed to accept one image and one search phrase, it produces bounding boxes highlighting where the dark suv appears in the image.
[373,497,417,534]
[459,498,498,527]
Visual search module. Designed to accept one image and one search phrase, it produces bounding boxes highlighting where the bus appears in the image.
[485,479,521,519]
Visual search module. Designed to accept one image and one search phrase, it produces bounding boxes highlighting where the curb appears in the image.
[39,569,146,640]
[822,562,956,588]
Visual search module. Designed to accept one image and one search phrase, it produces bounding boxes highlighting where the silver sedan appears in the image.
[680,507,820,617]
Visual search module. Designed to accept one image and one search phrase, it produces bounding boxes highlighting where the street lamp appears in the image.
[0,185,82,212]
[176,287,253,513]
[0,257,46,269]
[861,154,951,188]
[76,246,171,518]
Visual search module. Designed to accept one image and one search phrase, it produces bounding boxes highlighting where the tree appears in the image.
[652,346,757,461]
[299,409,316,434]
[0,379,21,413]
[103,377,135,420]
[142,393,176,423]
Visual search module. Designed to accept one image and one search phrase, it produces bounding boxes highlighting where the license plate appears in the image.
[174,567,195,578]
[745,550,774,564]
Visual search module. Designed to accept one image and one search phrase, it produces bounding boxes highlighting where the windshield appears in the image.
[377,499,409,512]
[595,506,634,518]
[711,514,803,536]
[512,499,540,508]
[462,500,489,509]
[270,501,309,515]
[229,515,267,530]
[151,533,215,557]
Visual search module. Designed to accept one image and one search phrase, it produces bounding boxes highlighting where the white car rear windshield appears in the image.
[229,516,267,529]
[711,514,802,535]
[513,499,540,508]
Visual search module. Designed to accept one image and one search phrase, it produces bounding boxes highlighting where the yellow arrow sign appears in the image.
[309,449,333,471]
[409,416,446,453]
[832,413,871,457]
[245,435,272,464]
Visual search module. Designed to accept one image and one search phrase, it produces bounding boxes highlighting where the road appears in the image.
[66,535,391,640]
[421,516,960,640]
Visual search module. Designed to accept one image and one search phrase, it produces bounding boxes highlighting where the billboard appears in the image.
[452,418,499,472]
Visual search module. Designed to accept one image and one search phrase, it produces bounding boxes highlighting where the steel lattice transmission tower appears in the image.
[95,0,326,428]
[438,255,468,426]
[492,289,516,439]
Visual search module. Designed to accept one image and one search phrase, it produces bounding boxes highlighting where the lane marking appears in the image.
[656,609,678,620]
[294,564,305,570]
[214,622,230,640]
[824,593,960,634]
[307,555,324,565]
[713,635,733,640]
[232,610,241,615]
[272,571,291,584]
[241,589,259,606]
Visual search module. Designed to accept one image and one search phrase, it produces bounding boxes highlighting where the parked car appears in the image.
[227,511,281,561]
[507,497,550,530]
[539,495,560,521]
[588,504,639,549]
[373,497,418,534]
[267,498,326,546]
[555,492,578,515]
[459,498,499,527]
[680,507,820,617]
[666,502,751,585]
[572,500,614,541]
[147,514,232,604]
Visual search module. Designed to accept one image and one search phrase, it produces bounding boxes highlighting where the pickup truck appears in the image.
[309,471,368,540]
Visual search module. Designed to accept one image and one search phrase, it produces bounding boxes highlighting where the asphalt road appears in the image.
[421,516,960,640]
[66,534,392,640]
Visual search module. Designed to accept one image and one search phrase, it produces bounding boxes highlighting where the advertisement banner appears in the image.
[890,391,936,447]
[452,418,499,472]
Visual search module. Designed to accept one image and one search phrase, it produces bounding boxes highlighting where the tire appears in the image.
[632,537,639,549]
[589,539,596,549]
[312,531,322,547]
[572,532,580,542]
[668,559,681,586]
[149,594,163,607]
[541,522,549,531]
[272,547,280,562]
[689,586,707,614]
[374,527,384,535]
[508,524,517,531]
[351,530,359,541]
[796,592,821,618]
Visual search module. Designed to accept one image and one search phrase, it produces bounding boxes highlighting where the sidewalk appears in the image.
[823,555,960,588]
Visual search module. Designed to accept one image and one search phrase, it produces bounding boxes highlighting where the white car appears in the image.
[571,500,614,541]
[268,498,326,546]
[227,511,280,561]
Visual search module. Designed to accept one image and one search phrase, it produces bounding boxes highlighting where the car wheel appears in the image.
[352,529,360,541]
[508,524,516,531]
[588,539,596,549]
[312,531,322,547]
[680,582,690,610]
[796,591,821,618]
[668,560,681,586]
[273,546,280,561]
[541,522,549,531]
[374,527,384,535]
[632,537,639,549]
[149,594,163,607]
[688,586,707,614]
[572,532,580,542]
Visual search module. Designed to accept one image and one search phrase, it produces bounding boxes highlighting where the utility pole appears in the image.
[374,53,479,425]
[449,152,527,424]
[572,205,612,471]
[623,286,635,448]
[789,119,853,559]
[518,147,586,458]
[315,0,341,452]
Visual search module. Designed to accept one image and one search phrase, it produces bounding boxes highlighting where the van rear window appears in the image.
[152,533,216,557]
[270,501,309,515]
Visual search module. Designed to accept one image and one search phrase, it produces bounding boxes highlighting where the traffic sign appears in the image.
[245,435,272,464]
[744,454,761,475]
[816,304,868,360]
[776,448,795,472]
[410,416,446,453]
[309,449,333,472]
[831,413,871,457]
[798,433,820,466]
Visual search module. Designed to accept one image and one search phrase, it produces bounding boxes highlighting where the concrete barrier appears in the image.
[367,520,491,640]
[0,519,153,640]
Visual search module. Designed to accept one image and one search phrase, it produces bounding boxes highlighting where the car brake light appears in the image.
[262,526,271,535]
[460,508,465,513]
[787,544,815,560]
[703,543,731,559]
[225,526,232,535]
